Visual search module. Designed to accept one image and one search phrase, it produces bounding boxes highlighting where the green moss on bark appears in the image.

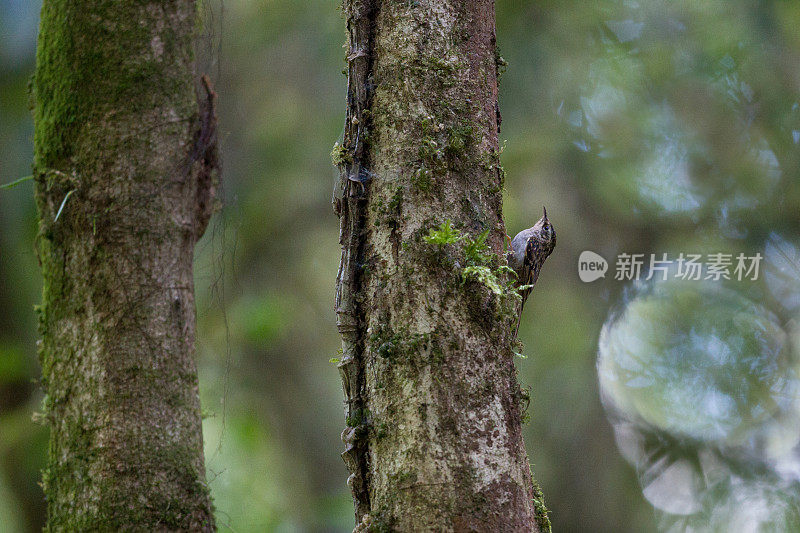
[532,480,552,533]
[336,0,546,530]
[34,0,195,169]
[33,1,215,529]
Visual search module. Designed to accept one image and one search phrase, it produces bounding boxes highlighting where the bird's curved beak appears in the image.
[541,206,554,242]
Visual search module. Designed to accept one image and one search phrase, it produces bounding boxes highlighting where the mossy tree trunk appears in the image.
[333,0,549,531]
[32,1,216,530]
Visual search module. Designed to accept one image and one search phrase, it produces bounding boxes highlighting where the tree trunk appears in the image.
[333,1,549,531]
[32,1,216,529]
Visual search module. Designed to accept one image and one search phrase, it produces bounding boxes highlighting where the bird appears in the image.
[506,206,556,340]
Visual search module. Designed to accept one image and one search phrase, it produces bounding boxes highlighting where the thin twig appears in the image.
[0,175,33,190]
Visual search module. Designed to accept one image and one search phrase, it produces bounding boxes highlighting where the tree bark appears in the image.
[32,1,216,529]
[333,1,549,531]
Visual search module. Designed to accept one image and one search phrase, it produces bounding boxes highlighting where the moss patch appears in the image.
[532,480,552,533]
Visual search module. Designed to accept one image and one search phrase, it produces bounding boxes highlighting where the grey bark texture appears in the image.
[32,1,216,530]
[333,0,550,531]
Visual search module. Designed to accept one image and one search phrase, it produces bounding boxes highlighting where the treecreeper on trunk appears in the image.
[506,206,557,340]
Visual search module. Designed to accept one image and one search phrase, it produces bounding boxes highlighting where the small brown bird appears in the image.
[506,207,556,340]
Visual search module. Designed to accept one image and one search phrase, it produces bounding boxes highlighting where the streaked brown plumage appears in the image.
[506,207,556,340]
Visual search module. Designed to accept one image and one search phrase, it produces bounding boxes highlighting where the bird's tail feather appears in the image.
[512,309,522,343]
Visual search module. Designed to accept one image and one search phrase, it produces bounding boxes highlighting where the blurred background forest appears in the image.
[2,0,800,531]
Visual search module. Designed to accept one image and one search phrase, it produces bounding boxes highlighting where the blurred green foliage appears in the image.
[2,0,800,531]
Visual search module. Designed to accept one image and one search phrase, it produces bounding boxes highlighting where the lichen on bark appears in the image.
[333,0,548,530]
[32,1,216,529]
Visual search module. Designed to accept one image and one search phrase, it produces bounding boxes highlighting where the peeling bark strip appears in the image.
[33,1,215,529]
[333,0,549,531]
[192,74,219,240]
[334,0,379,521]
